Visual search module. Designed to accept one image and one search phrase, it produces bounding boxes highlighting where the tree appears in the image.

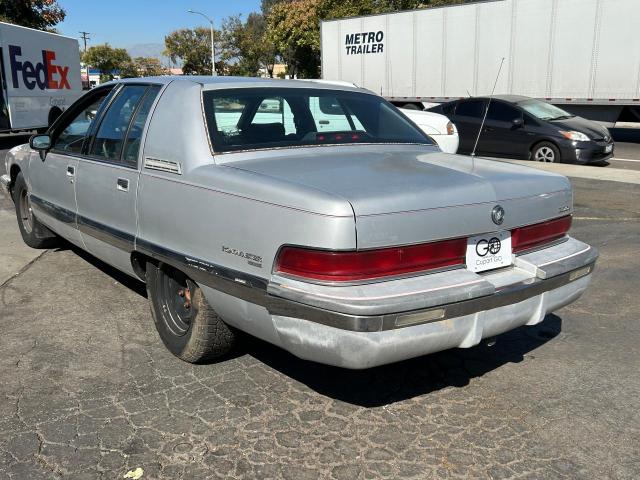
[164,27,219,75]
[221,13,276,77]
[82,44,131,82]
[0,0,66,31]
[267,0,321,78]
[120,57,168,78]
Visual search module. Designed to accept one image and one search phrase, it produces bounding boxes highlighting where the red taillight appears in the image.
[276,239,467,282]
[512,215,572,253]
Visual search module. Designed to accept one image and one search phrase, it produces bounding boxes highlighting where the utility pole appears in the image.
[187,10,216,76]
[79,31,91,53]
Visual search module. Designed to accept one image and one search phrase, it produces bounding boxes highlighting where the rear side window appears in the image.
[122,85,161,166]
[487,101,521,122]
[455,100,485,118]
[89,85,147,161]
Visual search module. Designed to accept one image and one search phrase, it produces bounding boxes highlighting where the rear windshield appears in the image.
[202,87,432,153]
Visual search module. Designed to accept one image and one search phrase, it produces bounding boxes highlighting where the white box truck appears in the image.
[321,0,640,126]
[0,21,82,132]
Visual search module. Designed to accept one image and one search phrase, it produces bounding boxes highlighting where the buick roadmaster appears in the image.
[1,77,597,369]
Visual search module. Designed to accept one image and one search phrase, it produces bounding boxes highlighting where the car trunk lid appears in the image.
[223,145,572,248]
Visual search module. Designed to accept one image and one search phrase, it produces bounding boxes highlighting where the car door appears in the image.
[74,84,161,276]
[450,99,486,153]
[477,101,531,158]
[28,87,113,247]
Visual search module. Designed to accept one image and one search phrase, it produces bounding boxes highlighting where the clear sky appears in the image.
[57,0,262,49]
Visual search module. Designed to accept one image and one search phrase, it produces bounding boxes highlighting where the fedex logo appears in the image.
[9,45,71,90]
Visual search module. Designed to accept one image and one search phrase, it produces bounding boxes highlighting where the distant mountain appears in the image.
[127,43,177,67]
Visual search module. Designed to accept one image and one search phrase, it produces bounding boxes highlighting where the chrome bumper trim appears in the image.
[266,261,596,332]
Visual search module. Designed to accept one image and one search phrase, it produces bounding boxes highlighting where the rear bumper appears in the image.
[261,237,597,368]
[429,134,459,154]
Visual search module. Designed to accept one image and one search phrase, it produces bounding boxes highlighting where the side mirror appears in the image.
[29,134,51,161]
[512,117,523,128]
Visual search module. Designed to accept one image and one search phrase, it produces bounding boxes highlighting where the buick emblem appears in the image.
[491,205,505,225]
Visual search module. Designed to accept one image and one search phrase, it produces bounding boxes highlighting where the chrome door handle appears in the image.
[116,178,129,192]
[66,166,75,177]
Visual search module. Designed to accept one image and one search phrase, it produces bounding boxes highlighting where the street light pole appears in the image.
[187,9,216,76]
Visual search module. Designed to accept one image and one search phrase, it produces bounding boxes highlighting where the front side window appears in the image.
[203,88,432,153]
[89,85,147,161]
[53,89,111,153]
[486,101,522,123]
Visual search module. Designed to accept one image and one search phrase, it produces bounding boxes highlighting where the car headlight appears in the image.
[446,121,455,135]
[559,130,590,142]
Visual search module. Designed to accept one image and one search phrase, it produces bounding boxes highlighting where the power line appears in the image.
[79,31,91,52]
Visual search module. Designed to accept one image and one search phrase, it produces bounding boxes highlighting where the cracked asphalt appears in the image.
[1,139,639,478]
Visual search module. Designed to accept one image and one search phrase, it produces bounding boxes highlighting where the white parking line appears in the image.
[611,157,640,163]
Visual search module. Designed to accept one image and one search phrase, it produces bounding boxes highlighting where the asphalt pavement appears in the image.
[0,136,639,479]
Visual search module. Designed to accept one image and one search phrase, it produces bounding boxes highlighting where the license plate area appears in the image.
[466,231,512,273]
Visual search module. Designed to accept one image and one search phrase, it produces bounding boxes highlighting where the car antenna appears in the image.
[471,57,505,158]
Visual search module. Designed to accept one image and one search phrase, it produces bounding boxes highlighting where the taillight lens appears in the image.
[446,121,455,135]
[512,215,572,253]
[275,238,467,282]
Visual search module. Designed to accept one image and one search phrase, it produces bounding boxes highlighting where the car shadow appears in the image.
[243,315,563,407]
[49,242,563,406]
[52,240,148,299]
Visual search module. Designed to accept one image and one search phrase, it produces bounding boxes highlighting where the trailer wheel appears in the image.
[532,142,560,163]
[402,103,421,110]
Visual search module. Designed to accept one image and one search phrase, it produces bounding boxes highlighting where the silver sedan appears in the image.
[1,77,597,368]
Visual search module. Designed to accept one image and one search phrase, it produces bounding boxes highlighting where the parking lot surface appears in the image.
[1,138,639,479]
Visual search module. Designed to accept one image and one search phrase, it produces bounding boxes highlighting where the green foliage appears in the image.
[82,44,131,81]
[0,0,66,31]
[164,27,217,75]
[120,57,167,79]
[221,13,276,77]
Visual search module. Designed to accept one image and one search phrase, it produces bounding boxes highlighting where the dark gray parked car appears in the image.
[429,95,614,164]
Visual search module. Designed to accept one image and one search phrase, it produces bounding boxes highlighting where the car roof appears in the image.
[456,94,531,104]
[111,75,369,94]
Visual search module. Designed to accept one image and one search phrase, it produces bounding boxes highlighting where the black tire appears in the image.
[146,262,235,363]
[402,103,421,110]
[532,141,561,163]
[12,172,56,249]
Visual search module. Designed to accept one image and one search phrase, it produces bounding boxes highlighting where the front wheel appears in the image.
[532,142,561,163]
[12,172,56,249]
[146,262,236,363]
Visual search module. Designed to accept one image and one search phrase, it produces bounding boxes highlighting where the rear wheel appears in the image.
[146,262,236,363]
[532,141,560,163]
[12,172,56,248]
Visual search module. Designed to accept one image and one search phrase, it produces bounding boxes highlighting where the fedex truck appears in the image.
[0,22,82,132]
[320,0,640,126]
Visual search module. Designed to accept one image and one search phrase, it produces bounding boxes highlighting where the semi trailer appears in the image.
[320,0,640,127]
[0,22,82,132]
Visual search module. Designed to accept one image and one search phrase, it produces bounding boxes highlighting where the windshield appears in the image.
[203,87,432,153]
[518,99,573,121]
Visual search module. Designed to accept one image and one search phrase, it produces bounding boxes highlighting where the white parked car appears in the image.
[401,108,459,154]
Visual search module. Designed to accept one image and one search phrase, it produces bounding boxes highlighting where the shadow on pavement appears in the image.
[49,241,563,407]
[244,314,563,407]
